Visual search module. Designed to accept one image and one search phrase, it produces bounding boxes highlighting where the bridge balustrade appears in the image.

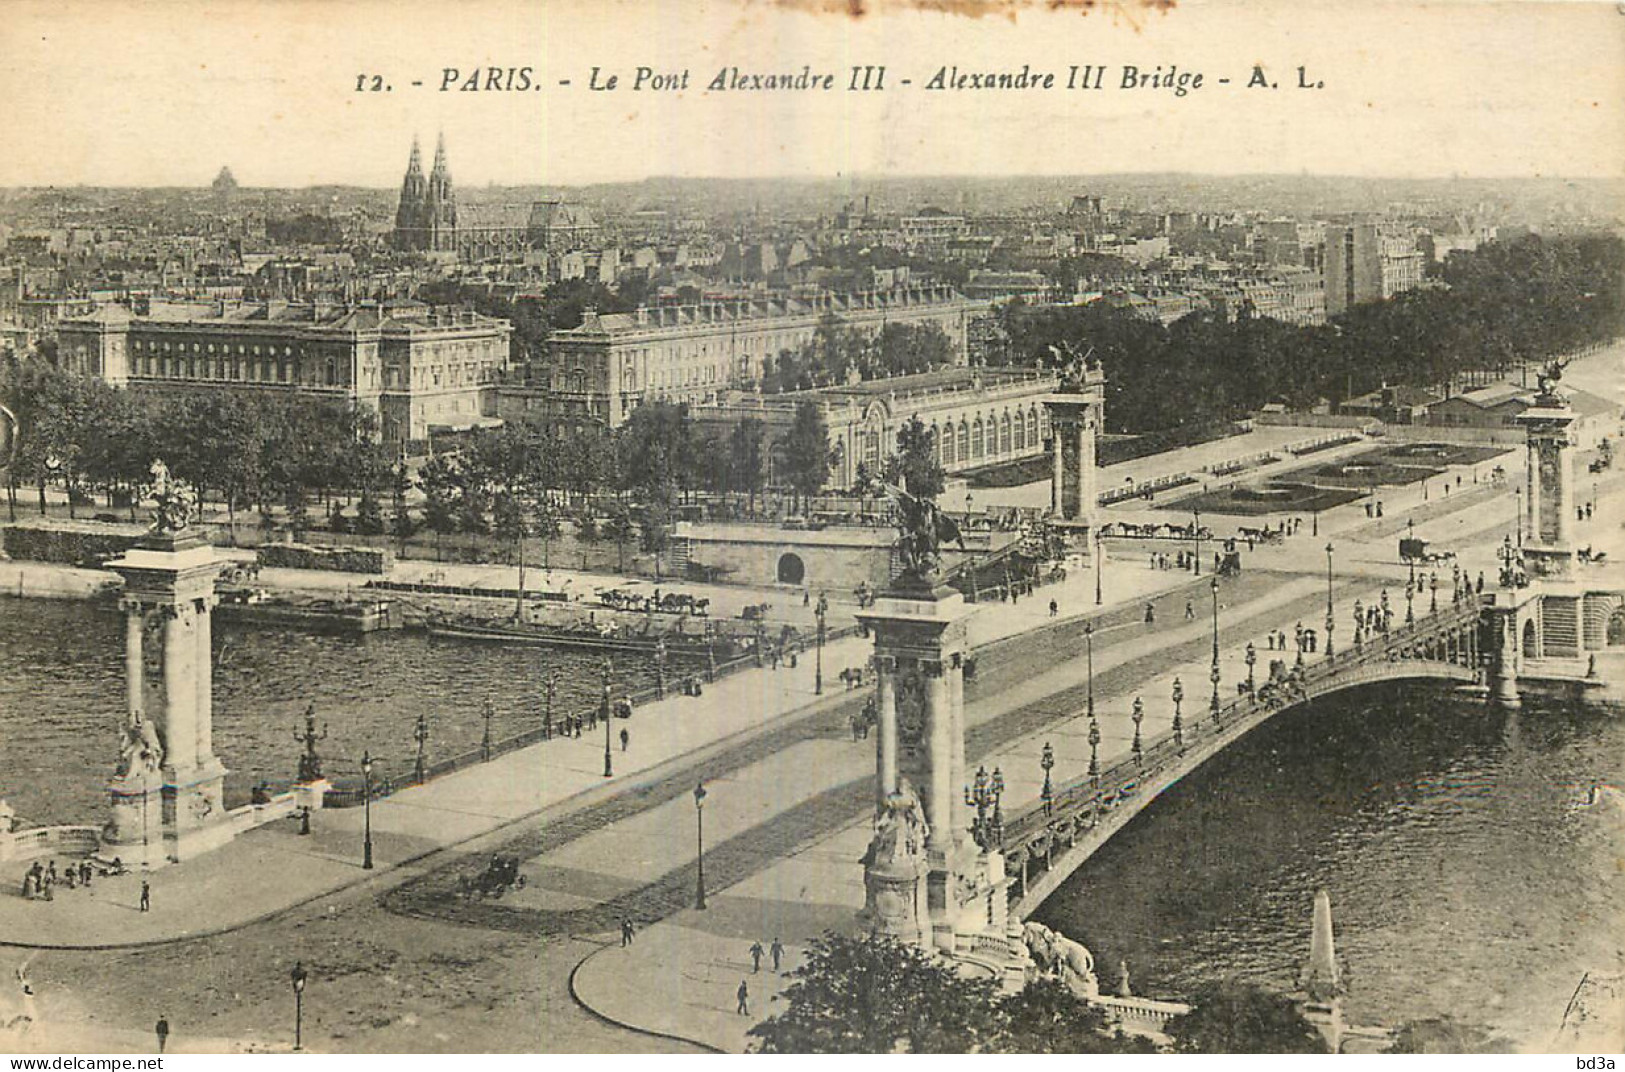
[1000,600,1483,895]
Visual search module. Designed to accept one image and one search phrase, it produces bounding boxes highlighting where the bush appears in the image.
[257,543,391,574]
[3,523,143,566]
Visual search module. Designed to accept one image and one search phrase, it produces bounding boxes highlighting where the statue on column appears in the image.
[145,459,196,534]
[1047,342,1096,393]
[1536,357,1569,401]
[886,483,963,587]
[116,713,164,778]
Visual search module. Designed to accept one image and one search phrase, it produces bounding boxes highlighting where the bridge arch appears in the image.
[776,552,805,585]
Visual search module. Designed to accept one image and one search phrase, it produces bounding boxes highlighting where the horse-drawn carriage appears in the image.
[460,855,526,899]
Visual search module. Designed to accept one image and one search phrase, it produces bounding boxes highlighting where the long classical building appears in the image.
[58,298,511,446]
[511,285,989,431]
[691,366,1061,489]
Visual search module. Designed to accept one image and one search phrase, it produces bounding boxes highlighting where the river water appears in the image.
[0,597,675,822]
[2,598,1620,1048]
[1032,682,1625,1050]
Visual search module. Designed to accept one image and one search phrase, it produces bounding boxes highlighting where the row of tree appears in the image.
[989,233,1624,435]
[748,931,1509,1054]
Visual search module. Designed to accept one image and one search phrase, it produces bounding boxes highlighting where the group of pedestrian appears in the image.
[1147,551,1197,572]
[747,937,786,973]
[20,858,111,901]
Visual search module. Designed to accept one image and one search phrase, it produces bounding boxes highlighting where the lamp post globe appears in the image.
[1131,696,1144,766]
[1040,741,1055,815]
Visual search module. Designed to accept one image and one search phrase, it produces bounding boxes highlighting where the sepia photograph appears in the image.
[0,0,1621,1058]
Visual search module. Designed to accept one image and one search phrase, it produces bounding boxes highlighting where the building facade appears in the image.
[520,285,987,431]
[1322,224,1383,315]
[58,298,511,446]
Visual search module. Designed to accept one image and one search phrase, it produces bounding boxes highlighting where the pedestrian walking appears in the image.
[770,937,784,972]
[1048,599,1058,618]
[736,980,750,1016]
[1144,602,1156,624]
[749,940,764,972]
[621,918,634,946]
[1185,600,1195,621]
[155,1016,169,1054]
[139,880,150,912]
[619,727,630,752]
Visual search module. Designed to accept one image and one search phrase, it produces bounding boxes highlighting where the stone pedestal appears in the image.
[1041,372,1105,556]
[103,529,235,868]
[1519,395,1578,580]
[1485,599,1522,709]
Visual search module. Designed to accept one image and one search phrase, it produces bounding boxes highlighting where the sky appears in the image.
[1,0,1621,188]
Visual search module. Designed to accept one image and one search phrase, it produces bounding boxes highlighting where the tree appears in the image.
[1163,982,1329,1054]
[417,454,460,561]
[1387,1017,1511,1054]
[779,401,830,513]
[748,933,1001,1054]
[728,417,766,512]
[989,978,1157,1054]
[603,498,635,573]
[884,415,945,500]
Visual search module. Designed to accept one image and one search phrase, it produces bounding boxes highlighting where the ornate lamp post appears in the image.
[965,764,1005,849]
[1087,716,1100,786]
[1405,577,1416,626]
[1130,696,1144,767]
[360,750,374,870]
[1380,588,1391,633]
[814,592,828,696]
[1208,577,1221,720]
[543,669,559,740]
[1094,528,1103,606]
[1243,644,1256,695]
[1430,571,1438,614]
[1324,542,1336,659]
[1171,677,1184,748]
[1084,621,1095,722]
[290,961,308,1052]
[693,781,708,910]
[1514,485,1523,547]
[1193,507,1203,576]
[1353,599,1364,648]
[412,710,429,784]
[1040,741,1055,815]
[601,657,615,778]
[481,698,495,762]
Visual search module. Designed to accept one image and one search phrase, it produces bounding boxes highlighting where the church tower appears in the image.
[426,133,458,252]
[393,136,429,250]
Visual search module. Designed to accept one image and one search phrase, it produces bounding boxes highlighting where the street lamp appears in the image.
[965,764,1005,849]
[1405,577,1416,626]
[1324,542,1336,659]
[1131,696,1144,767]
[1040,742,1055,815]
[1171,678,1184,747]
[412,710,429,784]
[481,698,495,763]
[1193,508,1203,576]
[1244,644,1256,695]
[1430,571,1438,614]
[1209,577,1221,720]
[360,750,374,871]
[814,592,828,696]
[1084,621,1095,722]
[1087,716,1101,786]
[1353,599,1365,648]
[693,781,708,910]
[543,669,559,740]
[1094,529,1103,606]
[601,657,615,778]
[290,961,308,1052]
[1515,486,1523,547]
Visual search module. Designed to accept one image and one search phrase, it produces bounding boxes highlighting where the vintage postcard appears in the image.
[0,0,1620,1058]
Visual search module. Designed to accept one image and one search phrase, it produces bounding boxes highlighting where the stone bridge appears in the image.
[1002,597,1486,918]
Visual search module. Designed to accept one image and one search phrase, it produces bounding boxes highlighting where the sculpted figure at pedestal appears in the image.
[145,459,196,534]
[862,779,929,871]
[116,714,164,778]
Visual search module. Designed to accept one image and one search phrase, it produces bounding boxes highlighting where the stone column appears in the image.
[1076,421,1094,532]
[1051,430,1064,515]
[1526,447,1543,546]
[948,653,966,850]
[876,657,897,808]
[124,602,145,720]
[160,606,198,772]
[193,596,215,763]
[924,660,953,856]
